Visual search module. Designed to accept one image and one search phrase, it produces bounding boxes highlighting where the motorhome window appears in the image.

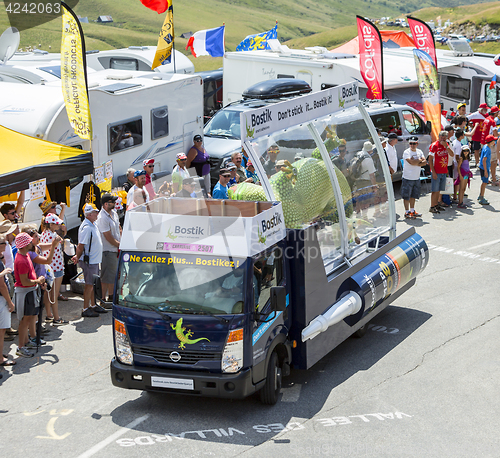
[151,106,169,139]
[369,111,402,135]
[39,66,62,78]
[116,253,247,315]
[321,83,337,90]
[203,109,241,139]
[443,75,470,100]
[110,58,139,71]
[254,248,283,314]
[277,74,294,79]
[402,110,424,134]
[109,119,142,154]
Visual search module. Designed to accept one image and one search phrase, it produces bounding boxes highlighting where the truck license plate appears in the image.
[151,376,194,390]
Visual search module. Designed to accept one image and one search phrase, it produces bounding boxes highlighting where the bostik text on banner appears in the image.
[357,15,383,100]
[408,17,437,67]
[61,4,92,141]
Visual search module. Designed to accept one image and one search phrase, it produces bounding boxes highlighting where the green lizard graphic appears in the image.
[171,318,210,350]
[246,119,255,138]
[258,226,266,244]
[166,226,178,240]
[338,94,345,108]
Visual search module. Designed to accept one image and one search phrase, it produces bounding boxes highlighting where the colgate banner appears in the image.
[408,16,437,67]
[357,15,383,99]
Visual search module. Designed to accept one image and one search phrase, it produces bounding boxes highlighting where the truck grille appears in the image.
[133,345,220,365]
[208,157,221,170]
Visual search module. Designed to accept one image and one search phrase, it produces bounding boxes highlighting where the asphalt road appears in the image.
[1,171,499,458]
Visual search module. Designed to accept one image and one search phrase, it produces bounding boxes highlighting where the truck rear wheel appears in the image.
[260,351,282,405]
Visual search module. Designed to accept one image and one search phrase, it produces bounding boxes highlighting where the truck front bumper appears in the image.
[110,358,264,399]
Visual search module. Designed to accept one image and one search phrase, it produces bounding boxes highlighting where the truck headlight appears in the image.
[114,319,133,365]
[222,328,243,373]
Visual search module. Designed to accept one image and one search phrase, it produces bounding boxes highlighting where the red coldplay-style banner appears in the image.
[408,16,437,67]
[140,0,169,14]
[357,16,383,99]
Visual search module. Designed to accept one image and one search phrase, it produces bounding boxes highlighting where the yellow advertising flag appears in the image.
[152,1,174,70]
[61,4,92,141]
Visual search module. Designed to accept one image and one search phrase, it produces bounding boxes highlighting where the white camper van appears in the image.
[222,39,498,113]
[0,70,203,228]
[9,46,194,75]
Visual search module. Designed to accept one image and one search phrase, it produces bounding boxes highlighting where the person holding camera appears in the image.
[71,204,106,318]
[40,214,68,326]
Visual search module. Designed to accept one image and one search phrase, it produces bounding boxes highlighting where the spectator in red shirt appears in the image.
[13,233,46,358]
[469,103,488,167]
[482,106,499,185]
[428,131,455,214]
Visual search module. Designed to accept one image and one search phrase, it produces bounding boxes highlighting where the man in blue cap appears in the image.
[126,170,150,210]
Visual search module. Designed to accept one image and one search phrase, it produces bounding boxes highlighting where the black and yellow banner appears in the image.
[61,2,92,140]
[152,0,174,69]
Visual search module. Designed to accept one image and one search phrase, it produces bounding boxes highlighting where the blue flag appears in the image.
[236,24,277,51]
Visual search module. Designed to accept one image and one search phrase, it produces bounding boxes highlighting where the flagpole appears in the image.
[172,2,176,73]
[61,2,89,100]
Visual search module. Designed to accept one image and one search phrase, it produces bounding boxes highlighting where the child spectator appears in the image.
[245,161,260,184]
[0,234,15,366]
[455,145,473,208]
[478,135,497,205]
[40,214,68,326]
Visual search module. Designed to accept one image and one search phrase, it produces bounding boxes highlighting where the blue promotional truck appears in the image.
[105,82,429,404]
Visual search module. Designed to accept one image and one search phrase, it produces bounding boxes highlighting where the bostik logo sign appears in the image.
[357,16,383,100]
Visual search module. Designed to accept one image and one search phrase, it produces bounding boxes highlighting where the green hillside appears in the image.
[1,0,499,72]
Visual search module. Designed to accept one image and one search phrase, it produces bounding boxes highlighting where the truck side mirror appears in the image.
[270,286,287,312]
[426,121,432,134]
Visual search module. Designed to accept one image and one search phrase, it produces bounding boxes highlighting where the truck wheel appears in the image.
[353,323,367,338]
[259,351,282,405]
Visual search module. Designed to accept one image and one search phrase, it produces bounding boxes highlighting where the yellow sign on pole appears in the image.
[61,4,92,140]
[152,1,174,70]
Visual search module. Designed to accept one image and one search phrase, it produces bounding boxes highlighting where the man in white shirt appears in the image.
[97,193,121,303]
[401,136,427,219]
[386,133,401,176]
[126,170,150,210]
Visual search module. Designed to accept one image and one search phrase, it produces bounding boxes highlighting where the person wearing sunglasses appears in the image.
[171,153,191,193]
[212,168,231,200]
[0,191,25,226]
[143,159,157,199]
[174,177,197,198]
[187,134,211,195]
[401,136,427,219]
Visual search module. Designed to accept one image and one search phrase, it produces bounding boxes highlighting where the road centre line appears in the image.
[468,239,500,250]
[426,244,500,264]
[78,414,150,458]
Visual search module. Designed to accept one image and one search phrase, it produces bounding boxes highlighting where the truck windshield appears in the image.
[204,109,241,139]
[116,253,247,315]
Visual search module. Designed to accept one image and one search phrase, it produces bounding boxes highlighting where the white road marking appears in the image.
[468,239,500,250]
[281,383,302,402]
[427,245,500,265]
[77,414,150,458]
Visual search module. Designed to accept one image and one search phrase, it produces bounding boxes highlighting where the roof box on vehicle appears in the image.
[242,78,312,100]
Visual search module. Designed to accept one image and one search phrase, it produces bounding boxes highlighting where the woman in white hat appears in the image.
[39,214,67,326]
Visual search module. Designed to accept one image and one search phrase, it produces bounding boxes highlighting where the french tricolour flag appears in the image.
[186,26,225,58]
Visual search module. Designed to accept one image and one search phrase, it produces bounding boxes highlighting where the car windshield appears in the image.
[204,109,241,139]
[117,253,247,315]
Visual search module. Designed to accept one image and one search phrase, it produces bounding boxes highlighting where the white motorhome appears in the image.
[0,70,203,228]
[84,46,194,75]
[10,46,194,75]
[222,39,498,113]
